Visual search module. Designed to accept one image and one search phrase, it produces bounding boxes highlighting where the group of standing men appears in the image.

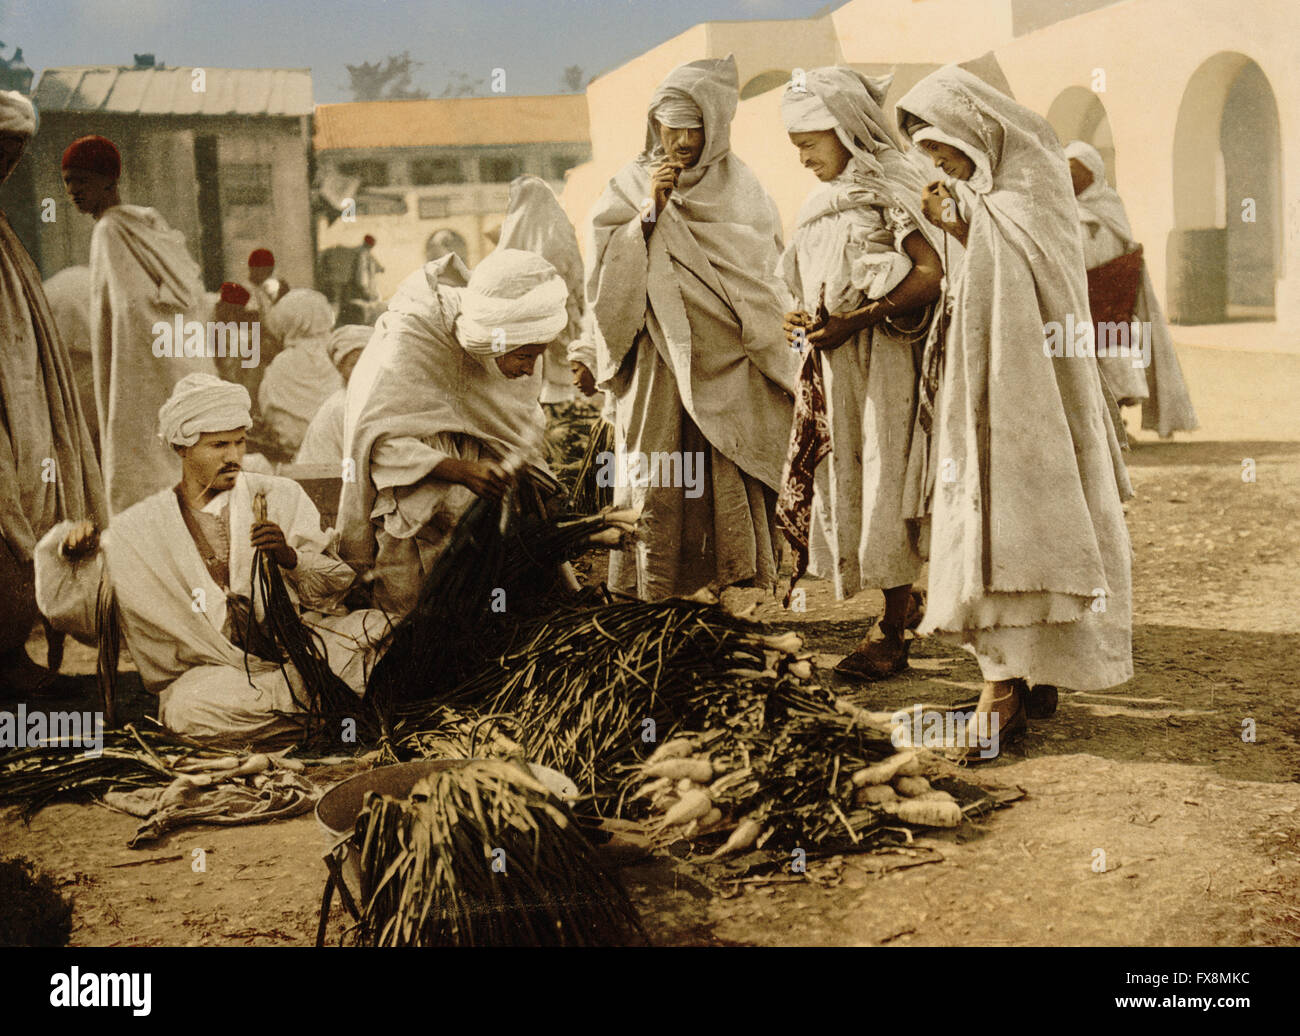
[3,55,1197,752]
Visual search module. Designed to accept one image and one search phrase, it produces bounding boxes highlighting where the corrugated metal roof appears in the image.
[313,94,590,151]
[33,66,314,116]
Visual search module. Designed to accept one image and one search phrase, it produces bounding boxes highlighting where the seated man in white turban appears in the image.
[34,373,389,741]
[339,249,566,616]
[294,324,373,471]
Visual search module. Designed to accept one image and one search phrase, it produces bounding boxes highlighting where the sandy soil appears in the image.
[3,347,1298,947]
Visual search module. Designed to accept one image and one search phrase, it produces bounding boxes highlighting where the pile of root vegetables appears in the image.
[385,594,1004,866]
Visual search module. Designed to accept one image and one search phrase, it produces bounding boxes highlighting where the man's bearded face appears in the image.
[179,428,247,492]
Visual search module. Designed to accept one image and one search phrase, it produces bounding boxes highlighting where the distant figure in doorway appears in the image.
[1065,141,1197,438]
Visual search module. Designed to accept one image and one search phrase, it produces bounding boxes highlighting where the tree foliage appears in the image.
[346,52,430,101]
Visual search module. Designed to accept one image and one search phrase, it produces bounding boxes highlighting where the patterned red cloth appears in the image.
[775,346,832,607]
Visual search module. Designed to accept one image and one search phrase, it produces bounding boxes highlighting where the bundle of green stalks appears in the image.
[344,759,647,946]
[365,494,637,719]
[247,491,368,747]
[0,725,236,821]
[570,418,614,514]
[421,597,799,811]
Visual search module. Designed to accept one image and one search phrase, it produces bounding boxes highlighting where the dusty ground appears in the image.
[2,342,1298,947]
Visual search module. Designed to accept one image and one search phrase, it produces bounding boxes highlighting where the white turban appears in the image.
[649,89,704,129]
[158,373,252,447]
[0,91,36,138]
[328,324,373,365]
[455,248,569,356]
[781,89,837,133]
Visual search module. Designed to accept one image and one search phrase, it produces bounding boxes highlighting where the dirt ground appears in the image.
[2,343,1298,947]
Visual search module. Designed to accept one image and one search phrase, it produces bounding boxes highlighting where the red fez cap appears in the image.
[248,248,274,268]
[363,235,376,247]
[219,282,251,306]
[61,135,122,179]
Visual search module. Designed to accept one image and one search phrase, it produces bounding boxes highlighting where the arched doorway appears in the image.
[1168,53,1281,323]
[1046,86,1116,187]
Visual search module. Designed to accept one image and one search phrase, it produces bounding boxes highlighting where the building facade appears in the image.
[313,93,591,299]
[24,64,315,289]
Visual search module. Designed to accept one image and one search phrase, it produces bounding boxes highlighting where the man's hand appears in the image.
[251,520,297,568]
[648,163,681,224]
[571,362,598,397]
[921,182,969,243]
[456,459,513,501]
[783,311,814,349]
[62,520,99,560]
[806,311,865,352]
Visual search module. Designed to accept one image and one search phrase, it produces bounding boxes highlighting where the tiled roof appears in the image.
[313,94,590,150]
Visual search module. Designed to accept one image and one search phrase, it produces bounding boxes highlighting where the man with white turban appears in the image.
[1,91,108,694]
[774,68,947,679]
[258,288,345,455]
[1064,140,1197,438]
[583,56,797,602]
[294,324,374,470]
[339,248,567,615]
[63,134,217,515]
[34,373,388,740]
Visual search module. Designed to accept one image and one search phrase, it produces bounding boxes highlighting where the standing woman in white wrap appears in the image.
[582,55,798,602]
[1064,141,1197,438]
[895,66,1133,757]
[775,68,946,680]
[495,175,586,406]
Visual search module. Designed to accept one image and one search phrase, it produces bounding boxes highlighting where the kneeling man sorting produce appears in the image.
[339,248,568,615]
[34,373,389,740]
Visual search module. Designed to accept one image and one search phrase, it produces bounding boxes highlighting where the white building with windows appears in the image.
[313,93,591,298]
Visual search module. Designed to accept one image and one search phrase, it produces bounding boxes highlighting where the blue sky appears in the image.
[1,0,835,102]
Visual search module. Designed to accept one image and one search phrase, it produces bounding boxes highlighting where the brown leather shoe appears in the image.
[834,623,909,681]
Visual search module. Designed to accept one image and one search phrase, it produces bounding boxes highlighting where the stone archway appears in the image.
[1046,86,1115,186]
[1168,53,1281,323]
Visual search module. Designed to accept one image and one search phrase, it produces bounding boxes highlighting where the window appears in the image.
[411,157,462,185]
[354,193,407,216]
[337,159,390,188]
[418,196,451,219]
[221,162,272,205]
[479,155,522,183]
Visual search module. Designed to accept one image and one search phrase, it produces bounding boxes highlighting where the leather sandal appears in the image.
[833,622,909,681]
[958,689,1027,765]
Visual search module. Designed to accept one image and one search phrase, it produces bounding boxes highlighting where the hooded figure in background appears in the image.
[495,175,586,405]
[258,289,344,455]
[775,66,947,680]
[1064,140,1197,438]
[339,249,566,616]
[0,92,108,693]
[584,55,797,602]
[895,66,1133,756]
